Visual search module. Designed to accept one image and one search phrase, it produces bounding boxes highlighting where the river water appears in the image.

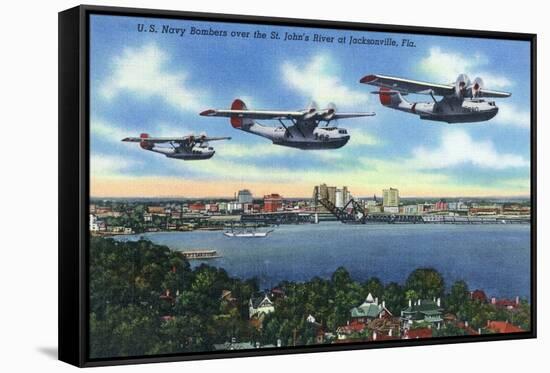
[116,222,531,299]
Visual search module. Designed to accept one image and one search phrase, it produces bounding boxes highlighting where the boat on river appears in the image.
[223,223,273,238]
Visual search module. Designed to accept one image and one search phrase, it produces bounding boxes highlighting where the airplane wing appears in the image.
[122,136,191,144]
[331,112,376,119]
[122,135,230,144]
[197,136,231,142]
[360,74,455,97]
[476,88,511,98]
[200,109,306,120]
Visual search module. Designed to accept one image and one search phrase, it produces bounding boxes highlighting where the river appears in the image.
[116,222,531,299]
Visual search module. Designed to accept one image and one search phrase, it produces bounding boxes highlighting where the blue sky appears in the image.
[89,14,531,198]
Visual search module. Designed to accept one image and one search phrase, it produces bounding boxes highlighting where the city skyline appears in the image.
[90,15,531,199]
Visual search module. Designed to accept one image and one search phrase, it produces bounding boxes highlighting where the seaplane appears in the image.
[200,99,375,150]
[360,73,511,123]
[121,133,230,160]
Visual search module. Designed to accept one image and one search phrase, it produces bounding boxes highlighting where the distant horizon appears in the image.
[90,193,531,201]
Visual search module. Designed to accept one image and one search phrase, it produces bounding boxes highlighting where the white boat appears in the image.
[223,229,273,238]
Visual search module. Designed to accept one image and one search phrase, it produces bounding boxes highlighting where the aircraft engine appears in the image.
[470,77,484,98]
[322,102,337,121]
[454,73,471,98]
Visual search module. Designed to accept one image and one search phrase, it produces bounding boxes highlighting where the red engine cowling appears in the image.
[139,133,153,150]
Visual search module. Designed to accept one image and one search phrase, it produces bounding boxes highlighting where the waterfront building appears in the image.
[143,212,153,222]
[237,189,254,204]
[263,194,283,212]
[189,202,205,212]
[148,206,165,215]
[383,206,399,214]
[435,200,448,211]
[383,188,399,207]
[205,203,219,213]
[469,206,502,215]
[89,214,99,232]
[403,205,418,214]
[227,202,243,213]
[243,203,254,214]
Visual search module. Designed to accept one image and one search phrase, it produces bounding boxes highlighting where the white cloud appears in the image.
[100,43,208,112]
[493,102,530,129]
[215,141,288,159]
[281,54,369,109]
[348,129,380,147]
[91,154,140,178]
[90,119,128,143]
[417,47,512,89]
[408,129,528,170]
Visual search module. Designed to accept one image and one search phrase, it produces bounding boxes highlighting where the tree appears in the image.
[331,267,352,289]
[405,268,445,300]
[384,282,405,315]
[363,277,384,300]
[447,280,470,314]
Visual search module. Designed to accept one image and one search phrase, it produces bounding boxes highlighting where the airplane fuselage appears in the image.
[242,122,350,149]
[378,89,500,124]
[145,144,215,160]
[411,98,499,123]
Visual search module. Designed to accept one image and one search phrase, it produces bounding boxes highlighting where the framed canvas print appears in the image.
[58,4,536,367]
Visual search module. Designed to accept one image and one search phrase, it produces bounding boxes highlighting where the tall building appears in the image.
[314,184,354,209]
[237,189,253,204]
[264,194,283,212]
[383,188,399,207]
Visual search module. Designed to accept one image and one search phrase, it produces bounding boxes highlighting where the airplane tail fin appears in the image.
[230,99,254,129]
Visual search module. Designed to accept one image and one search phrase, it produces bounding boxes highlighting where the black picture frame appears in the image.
[59,4,537,367]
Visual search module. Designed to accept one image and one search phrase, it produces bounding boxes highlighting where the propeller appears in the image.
[470,77,484,98]
[323,102,337,126]
[303,100,318,120]
[454,73,471,98]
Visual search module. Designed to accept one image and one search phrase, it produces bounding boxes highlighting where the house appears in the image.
[470,289,488,303]
[402,327,433,339]
[370,329,398,341]
[336,320,366,340]
[350,293,392,323]
[213,338,282,351]
[486,320,524,334]
[220,290,236,303]
[306,315,325,344]
[213,338,255,351]
[401,298,443,329]
[249,293,275,319]
[270,288,286,299]
[491,296,521,310]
